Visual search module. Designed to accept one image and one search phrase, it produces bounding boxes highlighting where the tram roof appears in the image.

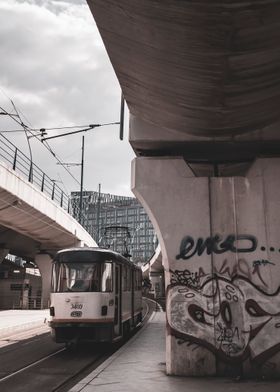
[54,247,140,269]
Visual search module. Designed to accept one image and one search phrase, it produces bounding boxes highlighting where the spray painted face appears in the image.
[167,276,280,362]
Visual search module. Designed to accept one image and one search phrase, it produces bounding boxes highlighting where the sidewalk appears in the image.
[0,309,49,339]
[70,311,280,392]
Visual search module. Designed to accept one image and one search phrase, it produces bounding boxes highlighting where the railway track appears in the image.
[0,298,153,392]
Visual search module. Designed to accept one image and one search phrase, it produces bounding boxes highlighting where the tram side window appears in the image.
[139,271,143,290]
[134,269,137,290]
[122,266,131,291]
[101,262,112,292]
[135,270,142,290]
[51,263,59,292]
[123,266,128,291]
[123,266,132,291]
[127,267,131,291]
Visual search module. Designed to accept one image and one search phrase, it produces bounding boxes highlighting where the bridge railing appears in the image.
[0,133,74,214]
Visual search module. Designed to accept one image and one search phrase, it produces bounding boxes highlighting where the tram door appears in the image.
[114,264,121,336]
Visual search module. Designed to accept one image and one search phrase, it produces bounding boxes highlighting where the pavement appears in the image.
[69,311,280,392]
[0,309,49,340]
[1,309,280,391]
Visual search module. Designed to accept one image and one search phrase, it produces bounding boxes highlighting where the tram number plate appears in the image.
[71,311,82,317]
[71,303,83,309]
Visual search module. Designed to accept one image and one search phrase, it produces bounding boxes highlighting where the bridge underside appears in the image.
[0,192,78,261]
[0,163,95,262]
[87,0,280,174]
[87,0,280,377]
[0,224,39,261]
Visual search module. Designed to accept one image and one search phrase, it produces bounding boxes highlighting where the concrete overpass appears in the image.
[0,160,96,307]
[87,0,280,378]
[142,245,165,298]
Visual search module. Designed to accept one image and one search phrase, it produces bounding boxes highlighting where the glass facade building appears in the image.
[71,191,157,264]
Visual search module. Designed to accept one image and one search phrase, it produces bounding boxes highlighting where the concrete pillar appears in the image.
[35,253,53,309]
[149,270,165,299]
[132,156,280,378]
[0,248,9,263]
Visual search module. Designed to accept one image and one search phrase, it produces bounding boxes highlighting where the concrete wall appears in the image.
[0,261,42,310]
[132,156,280,378]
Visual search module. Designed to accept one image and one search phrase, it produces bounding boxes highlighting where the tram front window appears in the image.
[57,263,99,292]
[52,262,113,293]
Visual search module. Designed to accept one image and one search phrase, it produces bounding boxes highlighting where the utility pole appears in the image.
[40,120,120,228]
[79,136,85,224]
[96,183,101,243]
[119,94,125,140]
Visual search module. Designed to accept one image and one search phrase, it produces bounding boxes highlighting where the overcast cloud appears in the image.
[0,0,135,197]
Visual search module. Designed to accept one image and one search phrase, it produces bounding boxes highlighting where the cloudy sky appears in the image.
[0,0,135,197]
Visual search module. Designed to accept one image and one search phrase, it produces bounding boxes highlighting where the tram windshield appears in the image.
[52,262,113,293]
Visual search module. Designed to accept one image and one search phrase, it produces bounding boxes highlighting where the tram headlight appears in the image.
[50,306,55,316]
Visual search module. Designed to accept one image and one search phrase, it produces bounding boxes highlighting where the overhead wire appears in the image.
[1,121,120,134]
[0,100,121,203]
[0,103,82,191]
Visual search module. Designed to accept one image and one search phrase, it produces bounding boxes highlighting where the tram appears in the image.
[49,247,142,343]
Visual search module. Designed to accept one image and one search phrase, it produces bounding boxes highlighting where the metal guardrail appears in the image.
[0,133,72,213]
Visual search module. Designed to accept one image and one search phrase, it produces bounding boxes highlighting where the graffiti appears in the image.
[170,268,203,289]
[218,258,272,288]
[176,234,257,260]
[177,338,200,351]
[253,259,275,268]
[216,322,243,356]
[167,275,280,363]
[251,260,275,288]
[170,255,272,289]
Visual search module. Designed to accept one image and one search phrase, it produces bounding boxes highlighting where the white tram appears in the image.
[49,247,142,343]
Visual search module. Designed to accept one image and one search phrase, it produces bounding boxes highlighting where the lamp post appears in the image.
[56,137,84,224]
[130,224,143,262]
[79,136,85,224]
[42,123,118,225]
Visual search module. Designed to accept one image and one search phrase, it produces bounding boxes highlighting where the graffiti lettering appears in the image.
[176,234,257,260]
[171,256,271,289]
[170,268,204,289]
[217,323,240,344]
[253,259,275,268]
[216,322,243,357]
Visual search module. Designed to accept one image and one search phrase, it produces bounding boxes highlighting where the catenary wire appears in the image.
[0,104,82,191]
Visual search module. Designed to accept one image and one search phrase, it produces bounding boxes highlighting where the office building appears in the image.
[71,191,157,263]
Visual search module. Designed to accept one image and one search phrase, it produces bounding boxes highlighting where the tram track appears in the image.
[52,351,111,392]
[0,346,67,383]
[0,338,116,392]
[0,298,155,392]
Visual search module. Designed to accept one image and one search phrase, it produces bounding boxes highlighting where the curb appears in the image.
[0,319,48,339]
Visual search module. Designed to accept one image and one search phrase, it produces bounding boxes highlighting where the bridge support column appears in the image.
[0,248,9,263]
[132,156,280,377]
[149,270,165,299]
[35,253,53,309]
